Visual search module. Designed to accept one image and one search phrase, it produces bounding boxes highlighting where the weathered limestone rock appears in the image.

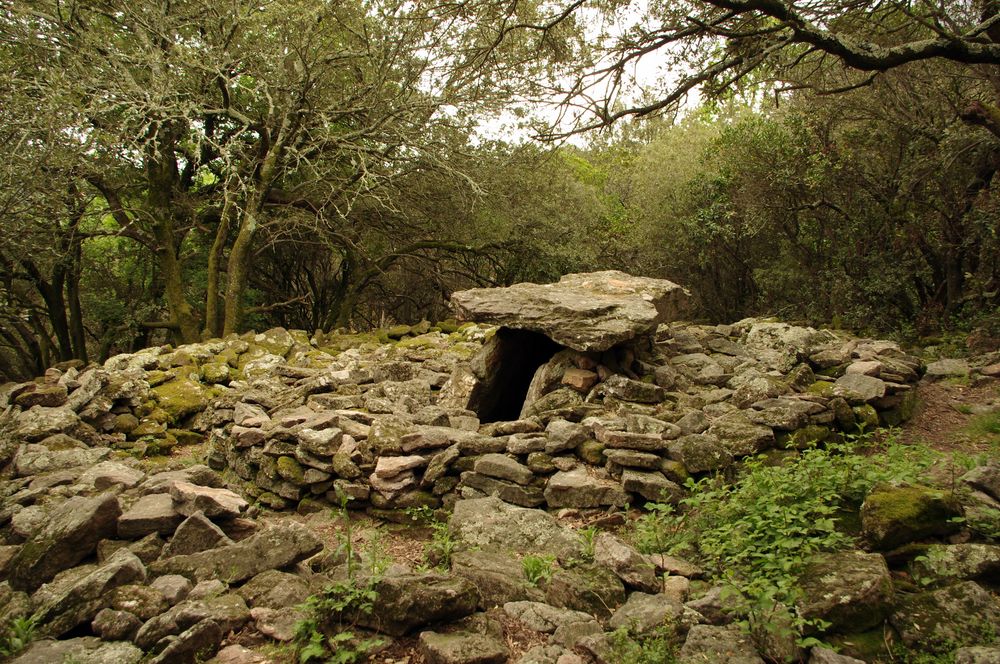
[544,564,626,620]
[146,618,224,664]
[797,551,894,633]
[474,453,534,486]
[451,271,690,352]
[544,468,628,509]
[677,624,766,664]
[668,434,733,473]
[808,647,867,664]
[419,629,509,664]
[118,493,183,539]
[33,549,147,638]
[608,591,686,635]
[962,463,1000,502]
[170,481,248,519]
[16,406,81,441]
[161,511,233,558]
[8,493,120,591]
[909,543,1000,586]
[890,581,1000,653]
[149,521,322,583]
[452,550,545,608]
[503,601,595,633]
[955,647,1000,664]
[621,469,684,504]
[79,461,145,490]
[236,570,311,609]
[250,607,302,641]
[460,472,545,508]
[593,532,660,592]
[134,593,250,649]
[832,373,887,404]
[9,637,142,664]
[450,497,581,558]
[91,608,143,642]
[707,412,774,456]
[925,358,970,379]
[349,572,479,636]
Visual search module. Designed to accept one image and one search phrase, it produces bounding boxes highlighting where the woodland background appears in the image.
[3,0,1000,379]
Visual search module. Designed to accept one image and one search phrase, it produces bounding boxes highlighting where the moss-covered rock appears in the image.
[150,378,209,424]
[544,563,626,621]
[890,581,1000,654]
[167,429,203,447]
[852,404,880,431]
[860,484,963,550]
[576,439,606,466]
[200,362,230,385]
[777,424,831,449]
[276,456,306,485]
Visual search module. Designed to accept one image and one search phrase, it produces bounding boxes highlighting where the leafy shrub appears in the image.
[630,434,936,652]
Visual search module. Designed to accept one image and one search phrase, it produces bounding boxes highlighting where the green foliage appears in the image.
[607,625,678,664]
[406,505,456,570]
[522,554,556,587]
[0,615,37,658]
[293,490,387,664]
[578,526,599,562]
[630,434,935,648]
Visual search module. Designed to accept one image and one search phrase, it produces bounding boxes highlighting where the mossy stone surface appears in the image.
[860,484,962,550]
[276,456,306,485]
[150,378,209,424]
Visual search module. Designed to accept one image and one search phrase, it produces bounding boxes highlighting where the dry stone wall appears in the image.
[1,315,931,518]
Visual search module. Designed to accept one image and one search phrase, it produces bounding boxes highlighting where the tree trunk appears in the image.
[204,205,232,339]
[67,241,88,363]
[222,205,260,336]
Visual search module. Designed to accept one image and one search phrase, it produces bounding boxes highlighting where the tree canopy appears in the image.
[0,0,999,378]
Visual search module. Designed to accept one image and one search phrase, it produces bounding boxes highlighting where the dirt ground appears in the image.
[899,377,1000,455]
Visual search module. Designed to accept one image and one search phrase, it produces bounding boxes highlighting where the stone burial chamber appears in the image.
[452,270,692,423]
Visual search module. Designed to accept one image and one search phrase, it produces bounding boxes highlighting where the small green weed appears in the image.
[406,505,456,569]
[966,410,1000,439]
[522,554,555,587]
[293,489,386,664]
[0,615,37,658]
[607,625,678,664]
[578,526,598,561]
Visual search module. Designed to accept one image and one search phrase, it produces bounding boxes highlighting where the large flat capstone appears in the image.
[451,271,689,352]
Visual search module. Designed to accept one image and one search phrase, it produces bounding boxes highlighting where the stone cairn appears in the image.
[2,270,999,664]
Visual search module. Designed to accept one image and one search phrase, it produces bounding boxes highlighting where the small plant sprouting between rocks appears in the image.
[0,616,37,659]
[522,554,556,587]
[578,525,599,562]
[630,433,936,656]
[293,491,386,664]
[406,505,456,569]
[607,625,678,664]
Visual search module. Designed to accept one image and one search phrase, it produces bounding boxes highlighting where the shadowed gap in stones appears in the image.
[470,328,563,423]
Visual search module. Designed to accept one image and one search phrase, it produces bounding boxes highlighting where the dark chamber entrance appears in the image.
[472,328,562,423]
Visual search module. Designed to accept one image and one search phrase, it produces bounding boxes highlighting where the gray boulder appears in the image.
[890,581,1000,653]
[9,637,142,664]
[543,468,628,509]
[8,493,120,591]
[33,549,147,638]
[149,521,322,583]
[677,624,766,664]
[450,497,581,558]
